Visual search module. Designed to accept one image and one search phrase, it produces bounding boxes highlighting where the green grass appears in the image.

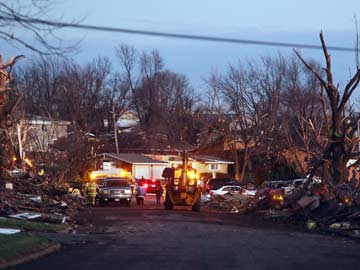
[0,233,53,263]
[0,218,66,232]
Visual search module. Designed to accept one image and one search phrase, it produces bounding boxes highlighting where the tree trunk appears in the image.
[16,121,27,161]
[0,142,3,178]
[331,113,346,185]
[239,146,249,184]
[332,141,346,185]
[231,145,240,181]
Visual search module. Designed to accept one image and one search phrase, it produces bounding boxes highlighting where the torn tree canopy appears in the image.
[295,33,360,186]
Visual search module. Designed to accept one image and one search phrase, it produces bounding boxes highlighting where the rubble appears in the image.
[5,182,13,190]
[296,195,320,210]
[0,228,21,234]
[306,220,317,230]
[0,176,86,230]
[202,179,360,238]
[9,213,42,220]
[203,192,255,214]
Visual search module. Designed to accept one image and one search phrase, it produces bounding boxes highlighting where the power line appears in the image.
[0,16,356,52]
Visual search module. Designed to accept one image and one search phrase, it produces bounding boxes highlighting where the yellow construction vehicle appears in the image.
[162,151,202,212]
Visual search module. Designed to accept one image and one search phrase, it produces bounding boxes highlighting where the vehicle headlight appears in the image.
[102,190,110,194]
[124,189,132,194]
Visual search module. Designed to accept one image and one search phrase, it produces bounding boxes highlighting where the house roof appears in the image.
[100,153,169,165]
[192,155,234,164]
[25,115,70,125]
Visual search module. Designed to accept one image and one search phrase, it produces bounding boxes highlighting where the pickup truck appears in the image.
[98,178,132,206]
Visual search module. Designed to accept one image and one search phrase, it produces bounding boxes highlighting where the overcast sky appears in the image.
[5,0,360,91]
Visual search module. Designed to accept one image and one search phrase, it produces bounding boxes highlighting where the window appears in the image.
[209,164,219,171]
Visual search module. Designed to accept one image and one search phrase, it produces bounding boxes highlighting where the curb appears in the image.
[0,243,61,269]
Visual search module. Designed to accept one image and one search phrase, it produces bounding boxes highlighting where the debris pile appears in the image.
[0,176,86,229]
[203,192,255,214]
[202,179,360,237]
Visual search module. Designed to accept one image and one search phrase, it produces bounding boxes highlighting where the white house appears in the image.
[95,153,169,180]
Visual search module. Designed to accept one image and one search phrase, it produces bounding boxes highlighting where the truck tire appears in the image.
[164,194,173,210]
[99,200,106,207]
[192,199,201,212]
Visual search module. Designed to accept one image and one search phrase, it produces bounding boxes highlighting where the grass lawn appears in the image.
[0,233,54,264]
[0,218,66,232]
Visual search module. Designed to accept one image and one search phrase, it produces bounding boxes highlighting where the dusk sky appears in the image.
[5,0,360,91]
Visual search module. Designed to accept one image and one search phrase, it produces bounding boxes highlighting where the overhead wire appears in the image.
[0,16,355,52]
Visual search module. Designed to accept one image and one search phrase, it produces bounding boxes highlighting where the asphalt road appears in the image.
[9,195,360,270]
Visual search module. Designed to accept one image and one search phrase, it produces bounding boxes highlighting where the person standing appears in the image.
[136,184,146,205]
[350,169,359,189]
[85,179,97,206]
[155,184,163,205]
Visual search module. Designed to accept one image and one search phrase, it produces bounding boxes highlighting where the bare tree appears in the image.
[295,32,360,185]
[207,65,263,182]
[205,55,330,182]
[116,44,199,145]
[0,0,76,55]
[16,56,113,132]
[14,56,64,116]
[116,44,143,124]
[13,56,115,181]
[108,73,132,154]
[280,58,327,176]
[206,55,291,183]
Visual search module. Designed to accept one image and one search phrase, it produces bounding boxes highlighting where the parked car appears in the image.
[262,180,288,190]
[211,185,243,196]
[138,179,161,194]
[282,178,307,194]
[209,185,256,197]
[98,178,133,206]
[206,178,240,191]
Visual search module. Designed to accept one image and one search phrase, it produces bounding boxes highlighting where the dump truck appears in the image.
[162,151,202,211]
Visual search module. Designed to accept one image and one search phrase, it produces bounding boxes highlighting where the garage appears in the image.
[133,165,150,179]
[97,153,169,180]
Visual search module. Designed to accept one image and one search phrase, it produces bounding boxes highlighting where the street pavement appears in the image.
[8,194,360,270]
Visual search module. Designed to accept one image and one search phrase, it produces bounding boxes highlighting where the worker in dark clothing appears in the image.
[136,184,147,205]
[350,169,359,189]
[155,184,163,205]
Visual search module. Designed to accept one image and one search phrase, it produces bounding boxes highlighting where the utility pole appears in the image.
[111,105,120,154]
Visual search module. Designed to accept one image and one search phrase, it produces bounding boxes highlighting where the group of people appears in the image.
[84,177,164,206]
[136,180,163,205]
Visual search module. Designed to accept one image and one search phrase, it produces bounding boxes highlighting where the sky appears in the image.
[3,0,360,92]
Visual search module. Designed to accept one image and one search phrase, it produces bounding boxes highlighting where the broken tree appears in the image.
[0,54,23,176]
[295,32,360,185]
